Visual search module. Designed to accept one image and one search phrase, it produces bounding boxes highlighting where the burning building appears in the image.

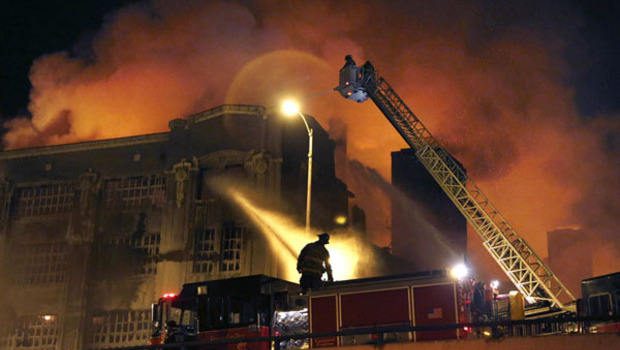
[0,105,349,349]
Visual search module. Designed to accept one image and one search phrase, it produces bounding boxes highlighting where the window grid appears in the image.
[193,228,217,274]
[12,243,67,285]
[17,184,74,217]
[103,234,160,276]
[89,310,151,348]
[0,315,59,350]
[131,233,160,275]
[104,175,165,209]
[221,226,243,272]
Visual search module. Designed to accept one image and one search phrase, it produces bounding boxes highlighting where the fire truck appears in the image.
[150,275,300,348]
[150,271,472,348]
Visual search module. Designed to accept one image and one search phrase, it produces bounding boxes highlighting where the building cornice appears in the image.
[0,133,169,160]
[0,104,268,160]
[188,104,267,124]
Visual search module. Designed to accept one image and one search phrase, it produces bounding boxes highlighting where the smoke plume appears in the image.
[2,0,618,275]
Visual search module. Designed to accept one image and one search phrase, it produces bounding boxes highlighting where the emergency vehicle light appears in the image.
[162,293,176,299]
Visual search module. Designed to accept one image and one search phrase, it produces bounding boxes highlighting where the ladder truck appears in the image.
[335,55,576,312]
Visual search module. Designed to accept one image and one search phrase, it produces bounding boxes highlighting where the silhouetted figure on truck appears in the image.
[297,233,333,294]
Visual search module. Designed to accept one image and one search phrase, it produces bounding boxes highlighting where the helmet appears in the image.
[318,233,330,244]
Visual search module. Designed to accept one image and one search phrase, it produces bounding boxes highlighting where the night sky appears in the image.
[1,1,127,119]
[0,0,618,277]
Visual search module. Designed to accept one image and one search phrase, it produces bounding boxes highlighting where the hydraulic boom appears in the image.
[336,55,575,310]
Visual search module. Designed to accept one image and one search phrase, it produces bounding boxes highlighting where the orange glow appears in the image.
[224,185,364,282]
[1,1,617,278]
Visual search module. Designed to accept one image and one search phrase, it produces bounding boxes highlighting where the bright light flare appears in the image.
[334,215,347,225]
[281,100,300,116]
[41,315,54,321]
[450,264,468,279]
[327,236,361,280]
[225,185,361,281]
[490,280,499,289]
[162,293,177,299]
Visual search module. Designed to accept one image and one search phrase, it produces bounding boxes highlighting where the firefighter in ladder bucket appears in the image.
[297,233,334,294]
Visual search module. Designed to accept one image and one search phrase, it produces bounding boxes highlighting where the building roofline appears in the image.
[187,104,267,124]
[0,104,270,160]
[0,132,170,160]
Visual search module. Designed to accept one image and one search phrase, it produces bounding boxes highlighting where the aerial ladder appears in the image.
[335,55,575,311]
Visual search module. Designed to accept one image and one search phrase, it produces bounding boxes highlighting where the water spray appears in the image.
[223,184,364,282]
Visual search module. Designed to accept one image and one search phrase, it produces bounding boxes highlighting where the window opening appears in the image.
[193,228,217,274]
[12,243,67,285]
[221,226,243,272]
[104,174,165,209]
[89,310,151,348]
[17,184,74,217]
[0,315,59,350]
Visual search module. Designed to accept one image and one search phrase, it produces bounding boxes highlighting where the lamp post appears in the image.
[282,100,313,233]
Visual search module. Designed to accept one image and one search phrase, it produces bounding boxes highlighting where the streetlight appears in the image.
[282,100,313,233]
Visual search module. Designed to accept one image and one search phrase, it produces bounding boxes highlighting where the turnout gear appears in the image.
[297,233,333,294]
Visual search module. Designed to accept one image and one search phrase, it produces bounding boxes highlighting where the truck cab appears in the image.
[150,275,303,349]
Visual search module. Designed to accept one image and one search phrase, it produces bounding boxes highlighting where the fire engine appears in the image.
[150,275,300,348]
[150,271,474,348]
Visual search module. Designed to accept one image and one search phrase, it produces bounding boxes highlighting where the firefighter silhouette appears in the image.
[472,281,489,321]
[297,233,333,294]
[343,54,356,68]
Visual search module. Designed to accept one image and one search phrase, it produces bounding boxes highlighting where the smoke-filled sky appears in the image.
[0,0,618,276]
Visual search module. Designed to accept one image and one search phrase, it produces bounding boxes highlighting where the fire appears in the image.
[226,187,361,282]
[1,1,617,276]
